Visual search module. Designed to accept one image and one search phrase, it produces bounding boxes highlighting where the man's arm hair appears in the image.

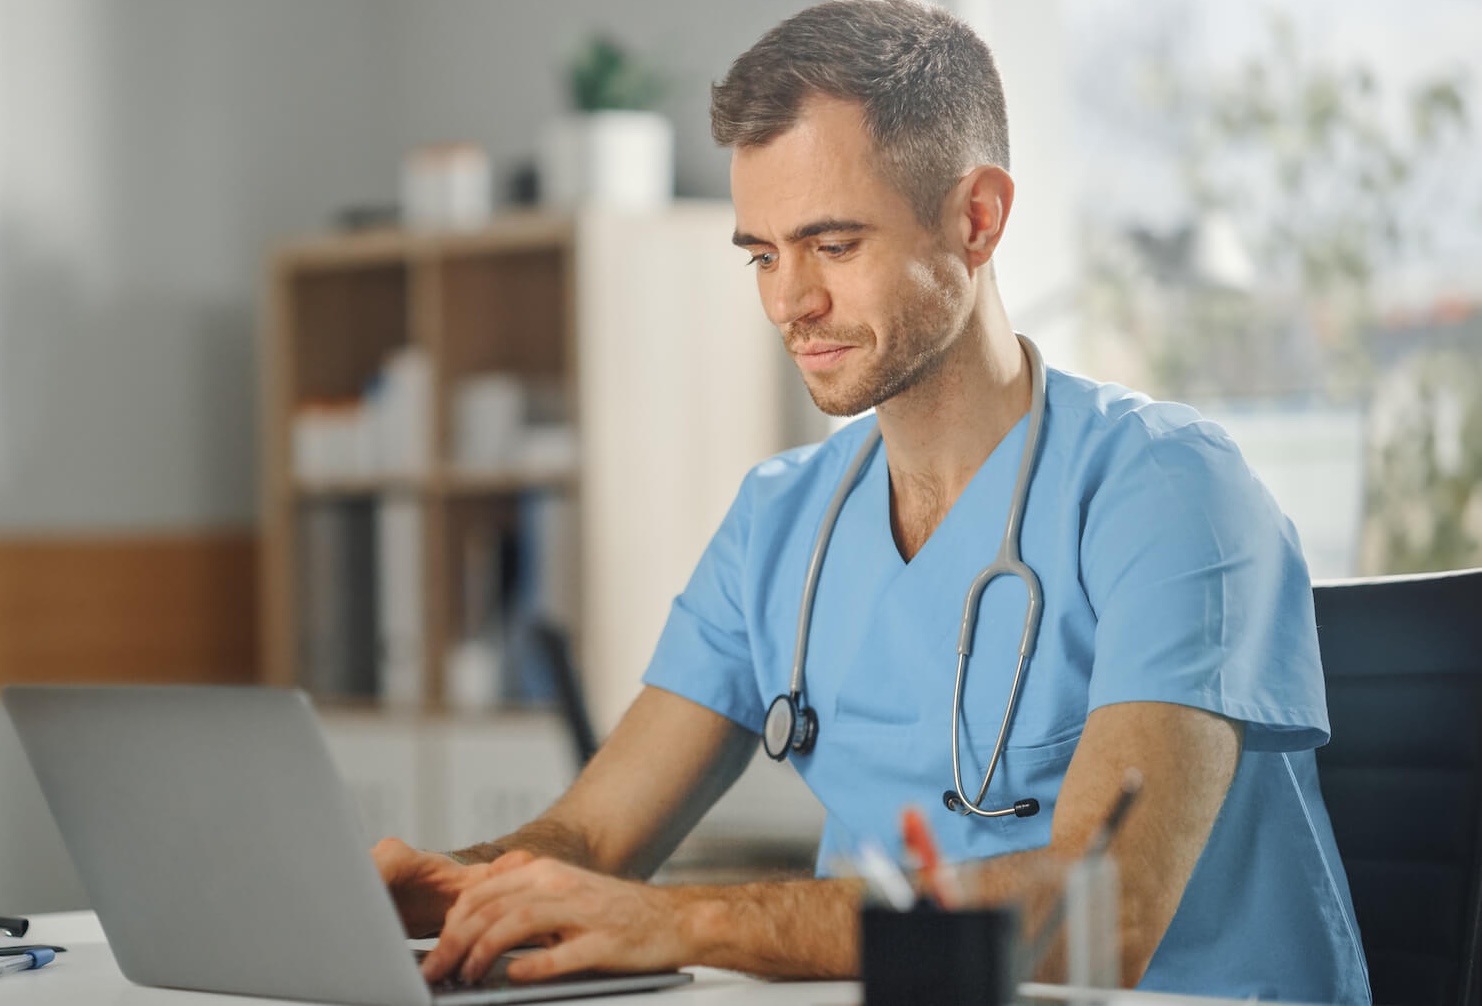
[433,686,868,980]
[448,819,593,870]
[447,693,1237,982]
[669,700,1237,982]
[656,700,1237,982]
[660,876,864,978]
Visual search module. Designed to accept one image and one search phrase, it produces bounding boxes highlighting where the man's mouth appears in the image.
[791,342,856,373]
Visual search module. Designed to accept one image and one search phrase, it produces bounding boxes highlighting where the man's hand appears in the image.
[373,691,862,982]
[418,854,698,985]
[372,837,479,939]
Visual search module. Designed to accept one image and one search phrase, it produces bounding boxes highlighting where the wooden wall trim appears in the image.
[0,532,258,686]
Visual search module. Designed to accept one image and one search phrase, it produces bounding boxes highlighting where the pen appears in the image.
[0,948,54,976]
[1087,768,1143,856]
[901,805,959,908]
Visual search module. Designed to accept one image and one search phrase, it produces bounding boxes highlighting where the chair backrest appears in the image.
[1314,568,1482,1006]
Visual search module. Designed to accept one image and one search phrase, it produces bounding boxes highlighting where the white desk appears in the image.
[0,911,861,1005]
[2,912,1312,1006]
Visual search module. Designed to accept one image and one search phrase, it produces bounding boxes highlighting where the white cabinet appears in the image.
[320,713,430,848]
[319,710,578,854]
[436,717,579,851]
[575,206,789,733]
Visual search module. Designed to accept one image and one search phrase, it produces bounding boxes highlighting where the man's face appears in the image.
[730,96,974,417]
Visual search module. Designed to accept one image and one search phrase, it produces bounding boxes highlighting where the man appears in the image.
[376,2,1370,1001]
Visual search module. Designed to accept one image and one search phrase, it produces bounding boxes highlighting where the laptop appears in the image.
[2,685,693,1005]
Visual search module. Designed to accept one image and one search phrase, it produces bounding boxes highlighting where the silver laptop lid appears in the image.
[4,685,432,1006]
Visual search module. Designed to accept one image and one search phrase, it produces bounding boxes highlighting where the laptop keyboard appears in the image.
[415,948,533,991]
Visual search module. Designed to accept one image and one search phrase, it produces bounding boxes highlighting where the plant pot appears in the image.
[538,110,674,211]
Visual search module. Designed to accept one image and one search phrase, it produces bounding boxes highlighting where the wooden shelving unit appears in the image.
[260,204,794,726]
[260,215,579,710]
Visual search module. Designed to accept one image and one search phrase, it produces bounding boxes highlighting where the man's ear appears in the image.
[954,165,1014,272]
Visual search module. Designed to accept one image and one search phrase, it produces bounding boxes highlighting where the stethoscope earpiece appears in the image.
[942,794,1037,817]
[944,792,1039,818]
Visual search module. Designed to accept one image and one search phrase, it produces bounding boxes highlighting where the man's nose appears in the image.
[766,257,829,327]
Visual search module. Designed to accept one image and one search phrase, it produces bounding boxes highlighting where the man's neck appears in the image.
[875,290,1030,560]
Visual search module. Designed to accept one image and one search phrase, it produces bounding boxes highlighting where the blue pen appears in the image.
[0,948,55,975]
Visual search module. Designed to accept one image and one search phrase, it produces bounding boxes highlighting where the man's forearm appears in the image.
[663,877,864,979]
[451,817,595,871]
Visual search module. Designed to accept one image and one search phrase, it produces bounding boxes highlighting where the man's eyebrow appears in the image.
[786,218,871,243]
[732,219,872,247]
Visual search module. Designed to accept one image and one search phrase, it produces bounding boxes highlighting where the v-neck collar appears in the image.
[861,411,1035,570]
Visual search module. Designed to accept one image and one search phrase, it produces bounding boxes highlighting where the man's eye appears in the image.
[746,251,777,268]
[818,242,857,257]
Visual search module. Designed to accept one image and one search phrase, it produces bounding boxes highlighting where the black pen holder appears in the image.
[861,903,1019,1006]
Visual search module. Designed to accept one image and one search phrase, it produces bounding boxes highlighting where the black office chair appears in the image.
[521,618,600,768]
[1313,567,1482,1006]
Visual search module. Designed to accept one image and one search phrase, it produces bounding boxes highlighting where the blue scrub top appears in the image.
[643,367,1371,1004]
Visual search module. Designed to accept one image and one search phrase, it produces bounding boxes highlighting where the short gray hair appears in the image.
[710,0,1010,226]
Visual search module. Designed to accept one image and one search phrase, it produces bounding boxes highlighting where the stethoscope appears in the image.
[762,334,1046,820]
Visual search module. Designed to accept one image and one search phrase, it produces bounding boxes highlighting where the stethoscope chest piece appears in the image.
[763,691,817,760]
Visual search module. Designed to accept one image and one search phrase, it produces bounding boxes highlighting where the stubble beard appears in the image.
[789,291,962,418]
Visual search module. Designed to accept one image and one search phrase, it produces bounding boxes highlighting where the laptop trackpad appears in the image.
[411,947,695,1003]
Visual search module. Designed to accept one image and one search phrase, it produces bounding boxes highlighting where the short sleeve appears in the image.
[641,474,767,734]
[1081,416,1329,752]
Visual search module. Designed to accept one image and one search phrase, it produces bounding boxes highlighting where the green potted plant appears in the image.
[539,35,674,210]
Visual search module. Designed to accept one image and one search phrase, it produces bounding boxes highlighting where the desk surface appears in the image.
[2,912,1308,1006]
[0,912,860,1005]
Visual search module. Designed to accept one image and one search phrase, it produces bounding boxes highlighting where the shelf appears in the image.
[439,468,577,496]
[277,228,412,273]
[311,695,572,725]
[275,213,574,274]
[430,213,573,258]
[291,469,577,500]
[292,476,430,499]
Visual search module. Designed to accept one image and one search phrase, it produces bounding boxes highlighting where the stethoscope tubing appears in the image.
[949,336,1046,816]
[780,334,1047,820]
[787,425,882,701]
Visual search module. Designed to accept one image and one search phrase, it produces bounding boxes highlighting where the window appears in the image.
[1062,0,1482,576]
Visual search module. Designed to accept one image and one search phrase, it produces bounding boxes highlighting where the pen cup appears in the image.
[861,903,1020,1006]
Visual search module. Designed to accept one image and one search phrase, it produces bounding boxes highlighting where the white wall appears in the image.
[953,0,1081,369]
[386,0,815,206]
[0,0,399,531]
[0,0,1072,533]
[0,0,825,535]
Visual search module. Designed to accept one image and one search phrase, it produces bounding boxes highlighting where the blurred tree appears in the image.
[1080,8,1472,403]
[1362,344,1482,573]
[1073,4,1480,573]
